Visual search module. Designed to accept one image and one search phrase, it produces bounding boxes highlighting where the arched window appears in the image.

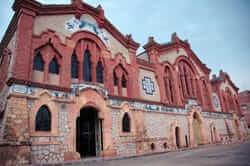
[83,50,92,82]
[222,92,228,112]
[122,113,130,132]
[178,60,195,99]
[35,105,51,131]
[49,58,59,74]
[33,52,44,71]
[113,64,128,96]
[183,66,190,96]
[122,74,127,88]
[226,89,234,110]
[96,61,104,83]
[164,66,174,104]
[71,54,78,79]
[113,71,118,86]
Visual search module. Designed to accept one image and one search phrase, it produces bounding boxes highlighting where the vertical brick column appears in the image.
[60,48,72,87]
[3,95,33,165]
[13,9,36,80]
[4,95,30,142]
[128,49,140,98]
[207,81,214,110]
[156,68,168,103]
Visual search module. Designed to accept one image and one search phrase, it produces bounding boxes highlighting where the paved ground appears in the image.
[100,142,250,166]
[50,141,250,166]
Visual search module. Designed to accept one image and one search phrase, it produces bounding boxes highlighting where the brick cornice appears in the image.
[6,77,72,92]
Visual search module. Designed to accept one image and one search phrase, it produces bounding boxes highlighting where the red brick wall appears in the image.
[239,91,250,126]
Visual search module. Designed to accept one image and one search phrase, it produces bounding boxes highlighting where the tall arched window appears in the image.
[113,64,128,96]
[96,60,104,83]
[222,92,228,112]
[33,52,44,71]
[226,89,234,111]
[122,113,130,132]
[178,60,195,99]
[83,50,91,82]
[183,66,190,96]
[49,58,59,74]
[121,74,127,88]
[71,53,78,79]
[35,105,51,131]
[113,71,118,86]
[164,66,174,104]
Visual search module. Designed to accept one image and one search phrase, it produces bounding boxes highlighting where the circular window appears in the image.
[241,105,248,111]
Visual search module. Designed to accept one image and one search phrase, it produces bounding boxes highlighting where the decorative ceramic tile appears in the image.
[65,17,109,45]
[142,77,155,95]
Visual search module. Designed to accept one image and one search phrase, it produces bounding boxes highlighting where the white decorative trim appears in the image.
[65,17,109,46]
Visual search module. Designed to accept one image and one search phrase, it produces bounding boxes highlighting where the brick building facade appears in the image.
[239,91,250,128]
[0,0,248,165]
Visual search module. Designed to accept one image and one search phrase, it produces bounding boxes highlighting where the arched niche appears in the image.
[210,122,221,143]
[232,113,242,140]
[187,106,209,147]
[67,88,116,158]
[29,90,59,137]
[118,102,136,137]
[169,121,185,149]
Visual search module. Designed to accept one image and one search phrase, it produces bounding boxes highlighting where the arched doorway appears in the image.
[234,119,241,140]
[76,107,103,157]
[210,125,219,143]
[175,127,180,148]
[192,112,201,145]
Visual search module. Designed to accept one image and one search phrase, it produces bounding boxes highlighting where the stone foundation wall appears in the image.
[111,109,190,156]
[1,91,247,165]
[3,95,29,143]
[31,144,63,164]
[0,143,31,166]
[111,109,137,156]
[29,102,71,164]
[144,112,188,139]
[203,118,227,142]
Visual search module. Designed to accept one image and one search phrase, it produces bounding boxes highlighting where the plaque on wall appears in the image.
[142,76,155,95]
[12,84,28,94]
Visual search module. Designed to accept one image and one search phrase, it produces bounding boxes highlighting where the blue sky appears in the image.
[1,0,249,91]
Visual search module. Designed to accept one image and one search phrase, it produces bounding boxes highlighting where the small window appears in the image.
[35,105,51,131]
[96,61,104,83]
[150,143,155,151]
[241,105,248,110]
[49,58,59,74]
[122,113,130,132]
[33,53,44,71]
[113,72,118,86]
[122,74,127,88]
[163,142,168,149]
[71,54,78,79]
